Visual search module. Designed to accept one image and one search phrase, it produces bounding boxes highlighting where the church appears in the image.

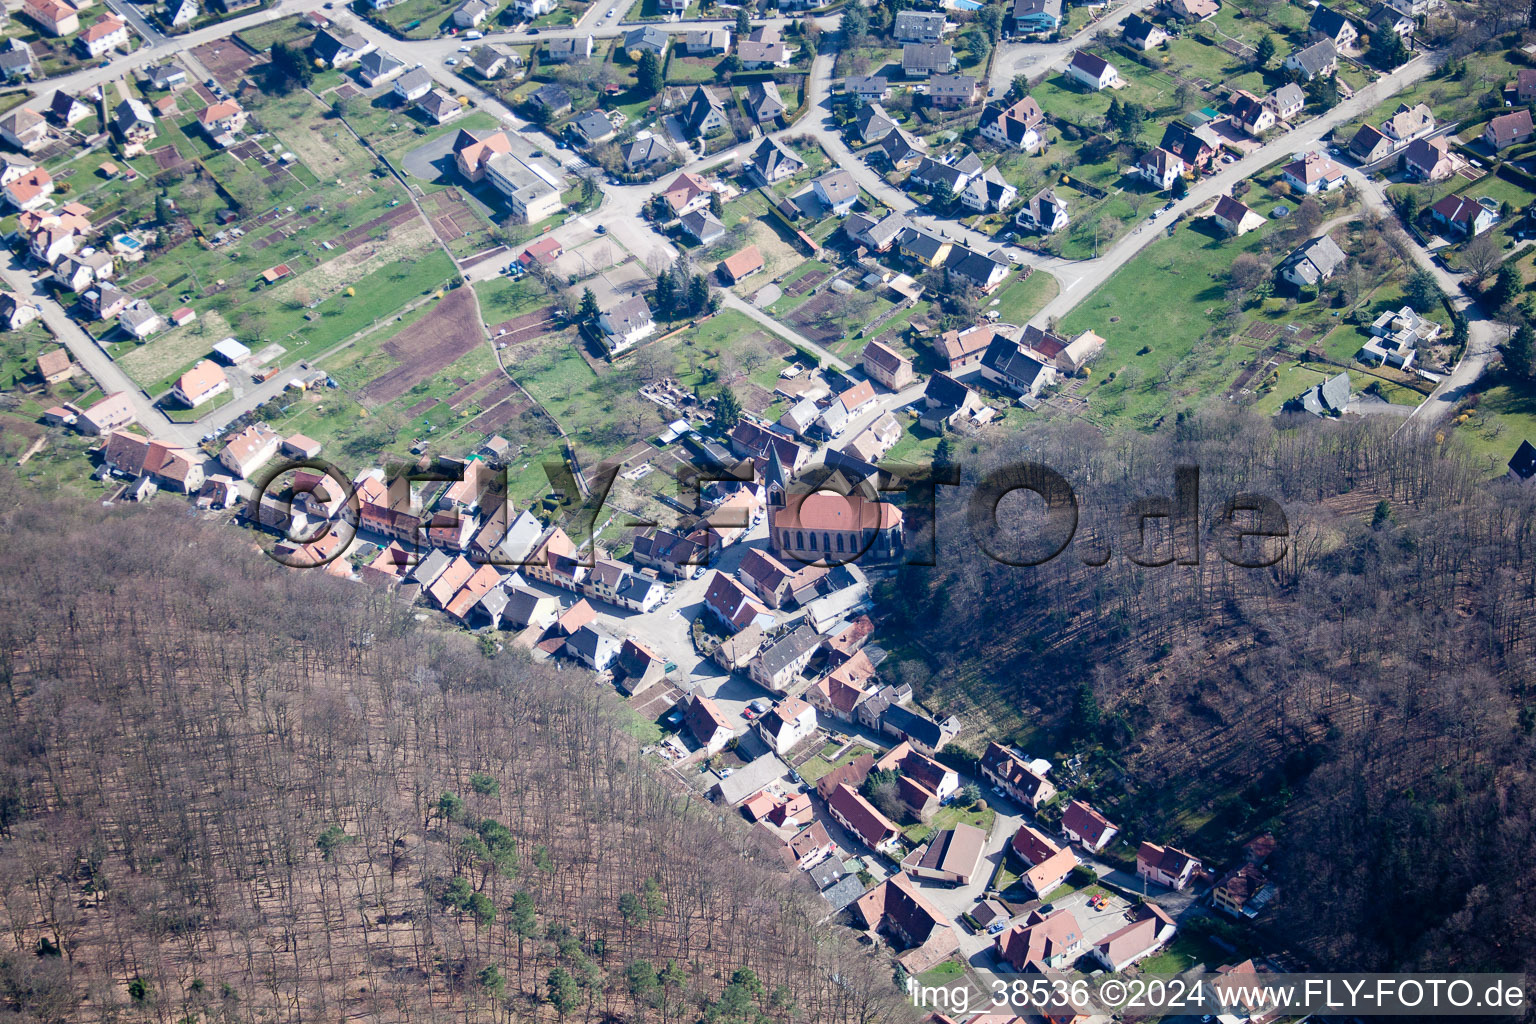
[763,446,904,565]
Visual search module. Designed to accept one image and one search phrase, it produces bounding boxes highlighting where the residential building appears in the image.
[744,79,785,124]
[997,909,1085,970]
[812,168,857,215]
[1011,0,1062,33]
[1430,193,1498,238]
[620,134,674,173]
[852,873,960,973]
[683,85,728,137]
[902,42,954,78]
[1212,862,1277,918]
[0,108,47,153]
[1093,906,1176,971]
[596,296,656,355]
[844,412,902,463]
[196,99,247,146]
[1061,799,1119,851]
[1381,101,1433,141]
[919,370,986,430]
[1279,234,1347,287]
[862,340,915,390]
[877,741,959,820]
[357,50,406,86]
[738,25,789,67]
[846,75,889,102]
[219,424,281,478]
[45,90,89,127]
[1280,151,1345,193]
[895,10,946,42]
[3,167,51,211]
[1136,146,1185,190]
[529,83,572,116]
[103,431,204,493]
[980,333,1056,397]
[80,392,136,434]
[1160,120,1220,169]
[1066,50,1119,90]
[469,44,516,79]
[565,623,621,671]
[1267,82,1305,120]
[1170,0,1220,19]
[684,693,733,755]
[853,101,898,143]
[703,569,773,631]
[1308,5,1357,46]
[417,90,462,124]
[23,0,79,36]
[623,24,669,57]
[1136,842,1202,889]
[1,292,41,331]
[980,741,1057,807]
[119,301,162,339]
[979,95,1044,150]
[826,782,901,853]
[1485,109,1534,150]
[748,623,821,691]
[756,695,817,754]
[1230,89,1274,136]
[569,109,615,147]
[451,0,489,27]
[1284,39,1337,81]
[744,137,805,186]
[312,28,374,66]
[36,348,72,385]
[683,29,730,55]
[927,73,980,108]
[1211,194,1264,236]
[75,15,128,59]
[0,41,36,82]
[877,128,927,168]
[944,244,1010,293]
[1122,13,1166,48]
[173,360,229,408]
[543,35,594,63]
[680,208,726,245]
[1017,187,1069,233]
[1403,135,1457,181]
[1347,123,1393,163]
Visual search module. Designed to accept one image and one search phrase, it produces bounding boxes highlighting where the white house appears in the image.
[1065,50,1119,91]
[597,296,656,354]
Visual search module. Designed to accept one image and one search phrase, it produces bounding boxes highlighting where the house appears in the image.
[812,379,878,440]
[1011,826,1077,894]
[1,292,41,331]
[36,348,72,385]
[845,209,909,252]
[720,245,765,284]
[416,90,462,125]
[748,624,821,692]
[1046,329,1104,374]
[910,152,975,196]
[23,0,78,35]
[452,0,490,27]
[542,35,594,64]
[1267,82,1305,120]
[620,135,673,173]
[1485,109,1534,150]
[0,41,36,82]
[1511,440,1536,482]
[978,95,1044,151]
[902,42,954,78]
[1213,862,1277,918]
[103,431,204,493]
[1284,39,1337,81]
[927,73,980,109]
[756,695,817,755]
[878,742,959,820]
[862,340,915,390]
[217,423,281,479]
[845,412,902,463]
[1066,50,1119,91]
[738,26,789,68]
[703,570,773,631]
[877,128,927,169]
[682,85,728,137]
[683,28,730,56]
[1403,135,1457,181]
[1230,90,1274,136]
[1061,799,1119,851]
[83,285,128,321]
[469,45,516,79]
[981,333,1056,397]
[853,102,898,144]
[684,693,733,755]
[1011,0,1062,33]
[1136,842,1202,889]
[565,623,621,671]
[173,360,229,408]
[357,50,406,86]
[919,371,986,430]
[1280,151,1345,193]
[281,434,321,459]
[530,83,573,116]
[79,392,136,435]
[826,782,900,853]
[1286,370,1352,416]
[1211,194,1264,236]
[996,908,1085,971]
[846,75,889,102]
[0,108,48,153]
[1280,234,1347,288]
[1347,124,1393,163]
[45,91,89,127]
[312,29,374,67]
[744,80,785,124]
[3,167,51,211]
[1160,120,1220,170]
[394,68,435,104]
[894,9,946,42]
[1380,102,1433,142]
[980,742,1056,807]
[1093,905,1176,971]
[119,301,162,340]
[1016,188,1069,233]
[680,208,726,245]
[812,169,857,216]
[623,24,669,59]
[744,138,805,186]
[852,873,960,973]
[1136,146,1185,190]
[570,110,615,147]
[944,244,1010,293]
[509,0,552,15]
[1122,13,1167,48]
[1430,193,1498,238]
[1308,5,1357,47]
[1366,0,1415,35]
[1512,67,1536,105]
[196,99,247,145]
[75,15,128,59]
[594,296,657,355]
[1170,0,1220,19]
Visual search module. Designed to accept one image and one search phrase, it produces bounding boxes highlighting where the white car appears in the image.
[458,44,471,51]
[464,29,482,38]
[445,56,458,64]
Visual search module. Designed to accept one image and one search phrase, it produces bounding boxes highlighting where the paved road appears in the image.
[986,0,1160,95]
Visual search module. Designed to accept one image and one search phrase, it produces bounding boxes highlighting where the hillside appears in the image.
[882,410,1536,973]
[0,486,913,1024]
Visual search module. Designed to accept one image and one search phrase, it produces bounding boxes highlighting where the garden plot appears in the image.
[115,309,237,392]
[193,39,262,88]
[358,287,490,405]
[267,218,437,304]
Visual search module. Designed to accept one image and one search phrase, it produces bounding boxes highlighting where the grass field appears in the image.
[902,799,996,845]
[990,269,1060,325]
[235,14,313,51]
[1452,372,1536,478]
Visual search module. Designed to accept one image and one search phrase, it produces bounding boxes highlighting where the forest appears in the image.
[0,485,913,1024]
[884,410,1536,977]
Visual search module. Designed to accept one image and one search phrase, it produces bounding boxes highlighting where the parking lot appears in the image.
[1048,887,1136,948]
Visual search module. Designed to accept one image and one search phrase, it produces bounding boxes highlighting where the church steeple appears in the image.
[765,443,787,509]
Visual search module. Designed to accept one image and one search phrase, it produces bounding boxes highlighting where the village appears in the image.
[0,0,1533,1010]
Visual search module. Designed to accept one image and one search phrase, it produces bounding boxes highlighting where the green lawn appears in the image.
[1135,933,1235,976]
[990,269,1059,325]
[235,13,313,51]
[902,799,996,845]
[1452,372,1536,478]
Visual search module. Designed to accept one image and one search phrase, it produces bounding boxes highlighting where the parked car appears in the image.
[444,57,458,64]
[458,44,471,51]
[465,29,482,38]
[595,224,606,234]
